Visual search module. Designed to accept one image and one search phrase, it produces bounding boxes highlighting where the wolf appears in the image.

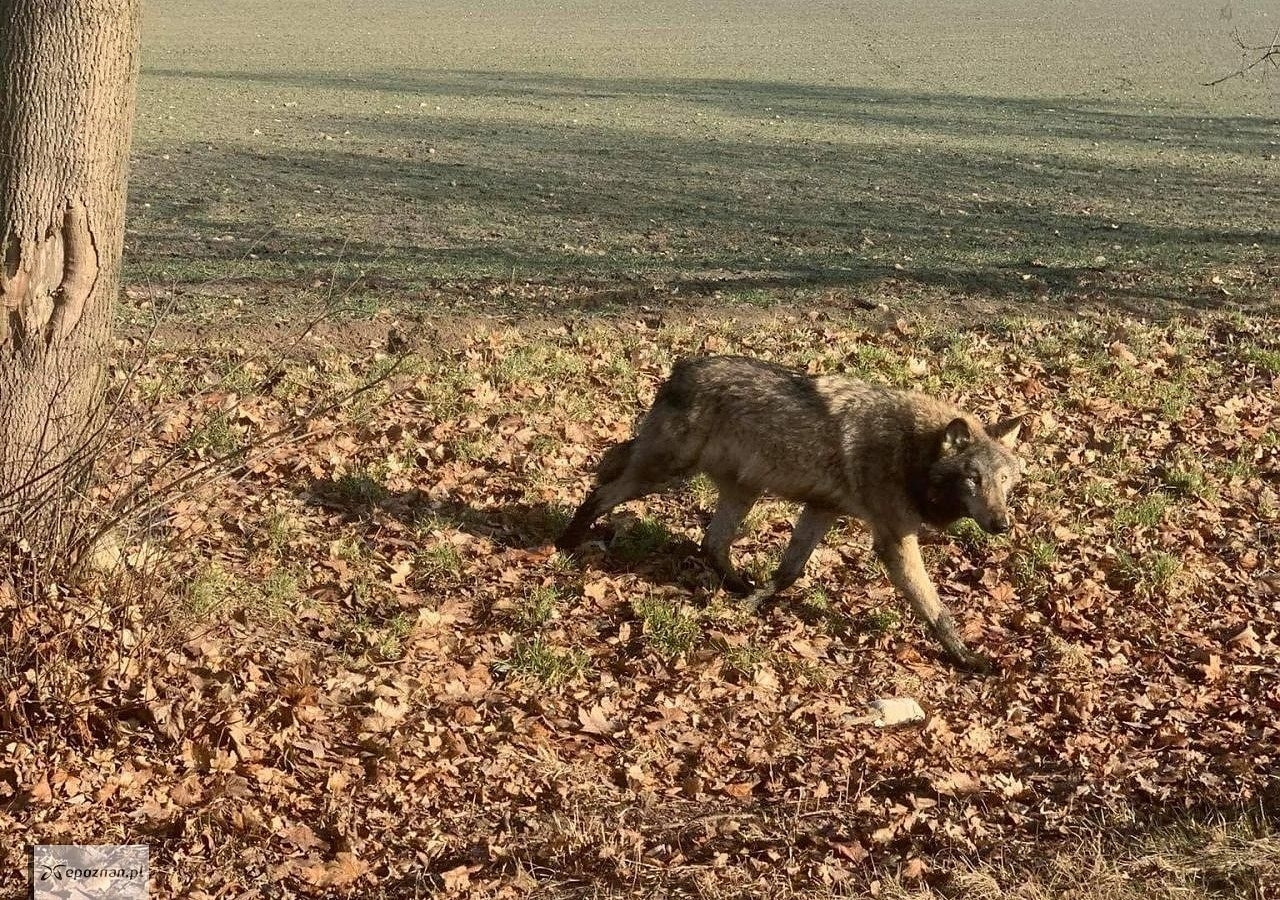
[555,355,1026,671]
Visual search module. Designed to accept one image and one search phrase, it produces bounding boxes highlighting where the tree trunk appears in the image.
[0,0,142,550]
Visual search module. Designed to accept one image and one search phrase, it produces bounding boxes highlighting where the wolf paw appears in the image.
[741,585,779,614]
[721,573,756,596]
[553,531,583,553]
[956,650,996,675]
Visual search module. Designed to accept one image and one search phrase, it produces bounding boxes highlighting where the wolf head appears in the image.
[928,416,1026,534]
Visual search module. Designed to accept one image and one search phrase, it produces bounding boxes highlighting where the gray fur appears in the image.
[556,355,1027,671]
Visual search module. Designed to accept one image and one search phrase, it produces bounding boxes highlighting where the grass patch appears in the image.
[937,335,988,388]
[1153,377,1194,420]
[261,570,301,615]
[1160,458,1216,500]
[265,509,298,556]
[1243,346,1280,375]
[513,584,564,628]
[844,343,907,385]
[1115,494,1170,530]
[414,543,464,581]
[368,612,415,661]
[332,537,374,575]
[451,436,491,463]
[186,563,242,621]
[188,412,240,458]
[1112,550,1182,600]
[1013,537,1058,593]
[632,595,700,658]
[329,470,390,507]
[186,562,296,622]
[218,361,261,395]
[611,516,673,562]
[492,344,588,386]
[520,504,572,544]
[718,640,770,676]
[137,371,182,403]
[915,811,1280,900]
[799,587,833,613]
[949,518,1000,551]
[857,605,900,635]
[687,474,719,513]
[496,636,589,686]
[1082,479,1121,507]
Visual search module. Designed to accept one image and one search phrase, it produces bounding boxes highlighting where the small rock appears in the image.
[867,697,927,727]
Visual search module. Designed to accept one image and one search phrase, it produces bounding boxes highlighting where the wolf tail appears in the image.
[596,439,635,483]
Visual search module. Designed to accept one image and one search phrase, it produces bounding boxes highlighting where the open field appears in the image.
[128,0,1278,318]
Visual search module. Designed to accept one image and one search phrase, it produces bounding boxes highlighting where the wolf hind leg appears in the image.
[743,505,838,611]
[556,475,650,551]
[555,437,687,551]
[702,481,760,595]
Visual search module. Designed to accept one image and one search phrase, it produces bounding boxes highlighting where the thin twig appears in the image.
[1204,28,1280,86]
[71,343,416,566]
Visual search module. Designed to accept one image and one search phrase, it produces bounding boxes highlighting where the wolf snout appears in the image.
[986,516,1012,534]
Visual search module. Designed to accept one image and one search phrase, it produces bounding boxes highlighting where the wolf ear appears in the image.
[941,418,973,454]
[987,414,1026,449]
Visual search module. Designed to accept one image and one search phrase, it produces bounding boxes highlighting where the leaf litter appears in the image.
[1,306,1278,897]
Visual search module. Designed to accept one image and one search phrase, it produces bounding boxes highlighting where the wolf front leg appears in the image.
[873,532,991,672]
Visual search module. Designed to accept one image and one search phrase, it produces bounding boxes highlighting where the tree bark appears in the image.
[0,0,142,549]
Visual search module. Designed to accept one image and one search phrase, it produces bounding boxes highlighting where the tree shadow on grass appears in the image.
[304,477,731,596]
[303,477,885,641]
[130,68,1278,318]
[148,68,1280,156]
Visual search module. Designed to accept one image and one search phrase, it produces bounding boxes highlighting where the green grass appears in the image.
[610,517,673,562]
[948,518,999,551]
[186,563,240,620]
[1112,550,1183,600]
[1013,537,1059,596]
[493,344,589,386]
[261,570,301,614]
[1115,494,1171,530]
[188,413,240,458]
[1243,346,1280,375]
[687,474,719,513]
[513,584,564,628]
[332,536,373,569]
[369,612,415,661]
[415,543,464,581]
[717,640,770,676]
[187,562,298,622]
[216,361,261,395]
[129,1,1278,317]
[1082,479,1121,507]
[857,606,901,635]
[329,470,390,507]
[497,636,589,686]
[265,509,298,556]
[632,596,701,658]
[1149,374,1195,420]
[937,335,988,388]
[1161,456,1217,500]
[799,587,833,613]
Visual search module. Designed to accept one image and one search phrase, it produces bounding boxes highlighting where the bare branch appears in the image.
[1205,27,1280,86]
